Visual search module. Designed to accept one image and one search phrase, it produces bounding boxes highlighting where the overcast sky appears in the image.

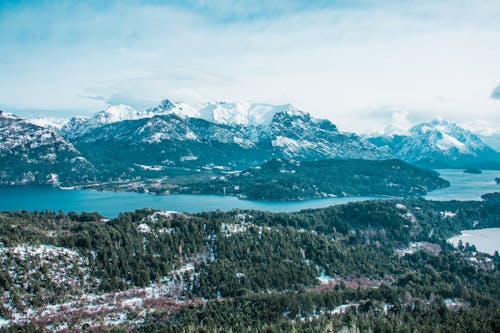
[1,0,500,134]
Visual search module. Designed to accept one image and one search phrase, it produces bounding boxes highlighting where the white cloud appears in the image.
[491,84,500,99]
[1,0,500,133]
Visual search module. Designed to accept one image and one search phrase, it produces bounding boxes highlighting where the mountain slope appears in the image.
[369,119,500,168]
[64,100,388,179]
[0,111,96,185]
[266,111,387,160]
[71,114,273,178]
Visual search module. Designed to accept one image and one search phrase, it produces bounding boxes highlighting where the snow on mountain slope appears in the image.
[370,119,500,167]
[54,98,389,174]
[27,115,68,130]
[148,99,304,128]
[147,99,200,118]
[267,111,388,160]
[0,111,96,185]
[62,101,200,138]
[62,104,141,138]
[60,115,90,138]
[196,102,302,127]
[69,99,387,160]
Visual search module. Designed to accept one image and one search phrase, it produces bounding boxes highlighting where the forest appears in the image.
[0,194,498,332]
[177,158,450,200]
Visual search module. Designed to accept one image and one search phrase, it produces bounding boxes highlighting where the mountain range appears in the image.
[1,99,499,186]
[368,119,500,168]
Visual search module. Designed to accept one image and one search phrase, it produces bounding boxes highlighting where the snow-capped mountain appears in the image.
[27,115,68,130]
[61,99,313,139]
[266,110,388,160]
[0,111,96,185]
[61,104,143,138]
[63,99,388,176]
[5,98,498,186]
[151,99,302,128]
[369,119,500,168]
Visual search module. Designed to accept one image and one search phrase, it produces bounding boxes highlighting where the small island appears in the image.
[463,168,482,174]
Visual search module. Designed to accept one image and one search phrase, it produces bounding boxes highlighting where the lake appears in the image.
[424,169,499,201]
[447,228,500,255]
[0,168,498,217]
[0,185,383,217]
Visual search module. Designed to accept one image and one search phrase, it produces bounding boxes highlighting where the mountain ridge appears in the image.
[369,119,500,168]
[1,100,499,186]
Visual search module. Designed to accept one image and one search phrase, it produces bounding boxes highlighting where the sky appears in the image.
[1,0,500,136]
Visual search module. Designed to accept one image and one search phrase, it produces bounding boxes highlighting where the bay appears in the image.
[424,169,499,201]
[447,228,500,255]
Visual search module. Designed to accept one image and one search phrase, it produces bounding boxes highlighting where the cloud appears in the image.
[1,0,500,133]
[491,84,500,99]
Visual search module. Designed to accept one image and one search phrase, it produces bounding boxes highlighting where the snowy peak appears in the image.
[61,99,310,139]
[27,115,67,130]
[198,102,306,127]
[369,118,500,167]
[0,110,20,120]
[0,112,96,185]
[409,119,485,153]
[148,99,200,119]
[146,99,306,127]
[62,104,151,138]
[93,104,141,125]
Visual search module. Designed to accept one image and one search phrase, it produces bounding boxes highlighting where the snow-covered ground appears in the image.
[0,246,203,332]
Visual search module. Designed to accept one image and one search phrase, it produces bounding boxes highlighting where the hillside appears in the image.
[179,158,450,200]
[0,198,498,331]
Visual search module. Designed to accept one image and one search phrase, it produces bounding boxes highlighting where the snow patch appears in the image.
[441,211,456,218]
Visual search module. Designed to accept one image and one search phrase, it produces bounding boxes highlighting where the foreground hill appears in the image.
[177,158,450,200]
[0,196,498,331]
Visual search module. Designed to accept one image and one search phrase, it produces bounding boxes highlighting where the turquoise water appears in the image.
[0,168,497,217]
[0,185,381,217]
[448,228,500,255]
[424,169,499,201]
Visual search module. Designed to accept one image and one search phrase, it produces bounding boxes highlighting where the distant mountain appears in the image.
[5,99,498,187]
[369,119,500,168]
[0,111,96,185]
[266,111,386,160]
[63,100,387,178]
[61,104,145,138]
[152,99,291,127]
[178,158,450,200]
[479,133,500,152]
[27,115,67,130]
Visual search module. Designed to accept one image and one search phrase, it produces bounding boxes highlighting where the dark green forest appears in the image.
[178,158,450,200]
[0,194,498,332]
